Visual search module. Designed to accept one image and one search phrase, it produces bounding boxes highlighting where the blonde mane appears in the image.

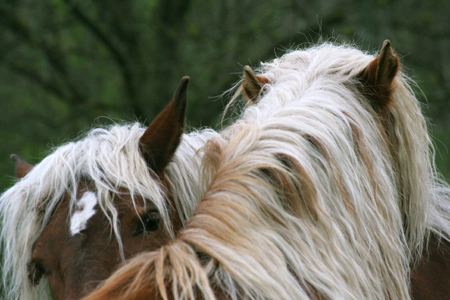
[87,43,450,300]
[0,123,217,300]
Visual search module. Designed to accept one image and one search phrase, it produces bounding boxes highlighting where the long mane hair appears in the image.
[85,42,450,300]
[0,123,217,300]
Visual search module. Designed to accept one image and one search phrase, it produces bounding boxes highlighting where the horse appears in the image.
[82,41,450,300]
[0,77,219,300]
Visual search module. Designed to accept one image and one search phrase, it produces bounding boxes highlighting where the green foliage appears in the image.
[0,0,449,191]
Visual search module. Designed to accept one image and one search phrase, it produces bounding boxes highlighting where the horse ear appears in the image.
[242,65,268,104]
[11,154,34,179]
[358,40,399,111]
[139,76,189,175]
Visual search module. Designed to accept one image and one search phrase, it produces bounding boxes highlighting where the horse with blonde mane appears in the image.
[0,78,219,300]
[83,41,450,300]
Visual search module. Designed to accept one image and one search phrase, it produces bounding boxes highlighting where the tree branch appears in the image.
[4,62,70,102]
[64,0,144,117]
[0,8,86,106]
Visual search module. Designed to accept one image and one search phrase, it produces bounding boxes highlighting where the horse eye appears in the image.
[27,262,46,285]
[136,211,161,234]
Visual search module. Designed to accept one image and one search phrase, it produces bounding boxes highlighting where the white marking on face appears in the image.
[70,191,98,236]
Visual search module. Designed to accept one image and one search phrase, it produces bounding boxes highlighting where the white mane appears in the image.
[0,123,217,300]
[238,44,436,261]
[90,43,450,300]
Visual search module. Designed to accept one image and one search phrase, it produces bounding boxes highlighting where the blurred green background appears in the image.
[0,0,449,192]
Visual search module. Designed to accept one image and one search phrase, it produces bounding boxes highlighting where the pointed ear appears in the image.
[242,65,268,104]
[139,77,189,175]
[11,154,34,179]
[358,40,399,112]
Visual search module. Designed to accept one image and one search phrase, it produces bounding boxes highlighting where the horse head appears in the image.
[1,77,194,300]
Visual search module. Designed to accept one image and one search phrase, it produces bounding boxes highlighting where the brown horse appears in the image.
[0,77,218,300]
[411,232,450,300]
[82,41,450,300]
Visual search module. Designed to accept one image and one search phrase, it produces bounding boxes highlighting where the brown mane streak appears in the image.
[344,113,381,205]
[304,134,356,216]
[270,153,322,222]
